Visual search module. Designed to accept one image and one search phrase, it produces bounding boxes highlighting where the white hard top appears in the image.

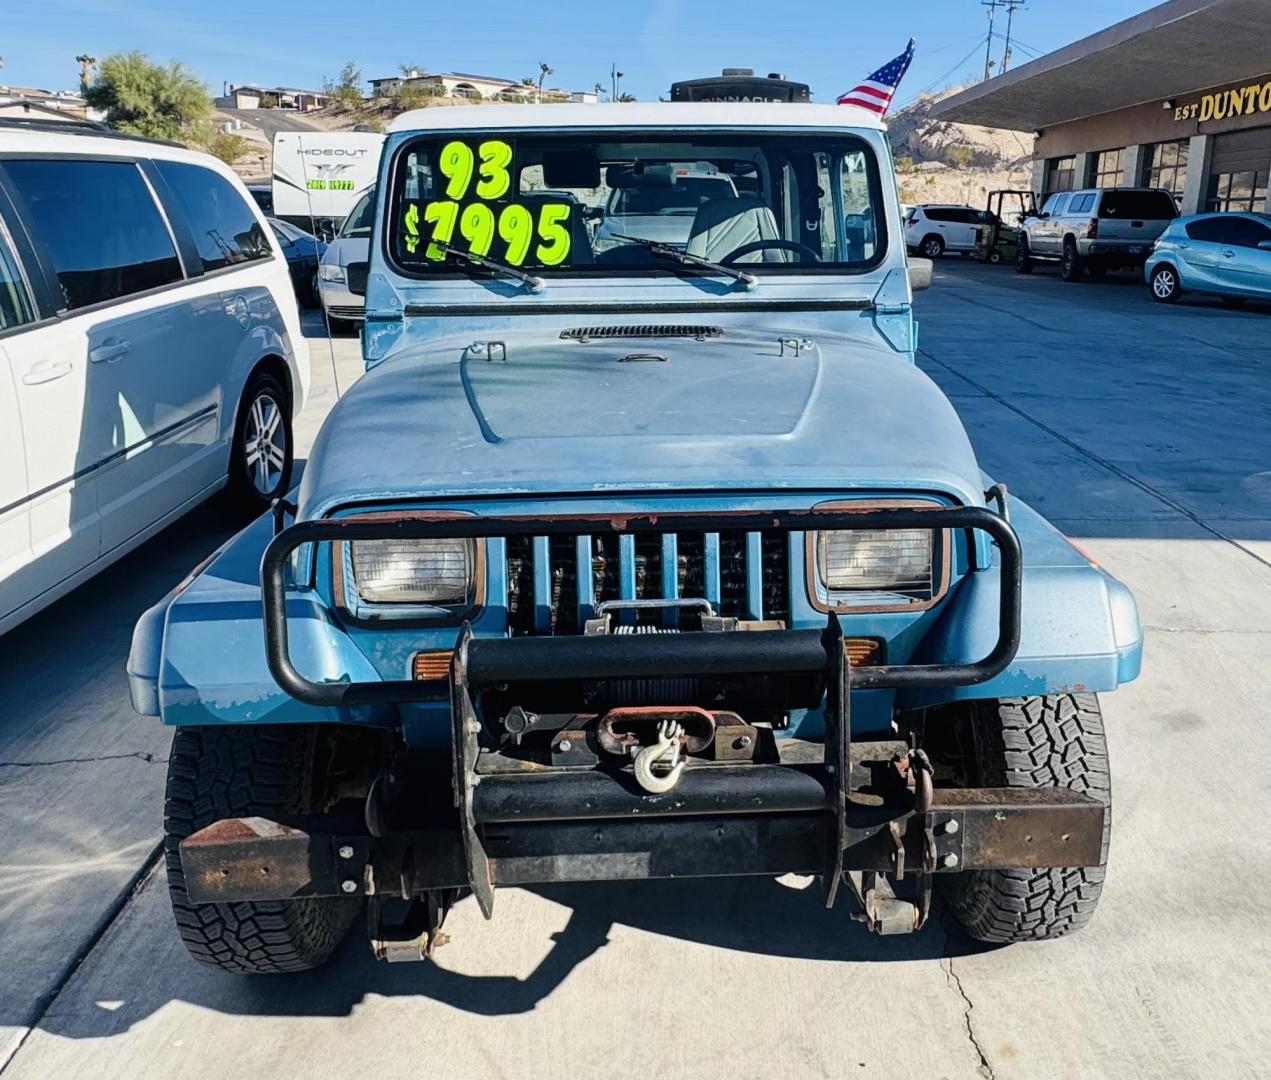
[386,101,886,134]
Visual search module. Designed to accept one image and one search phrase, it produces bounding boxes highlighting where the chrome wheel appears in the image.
[243,392,287,495]
[1151,267,1178,301]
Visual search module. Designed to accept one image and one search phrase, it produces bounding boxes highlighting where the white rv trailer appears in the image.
[271,130,384,237]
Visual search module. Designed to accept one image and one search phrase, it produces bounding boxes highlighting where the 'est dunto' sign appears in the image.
[1173,78,1271,123]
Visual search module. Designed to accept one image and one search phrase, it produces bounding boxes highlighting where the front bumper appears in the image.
[180,504,1104,924]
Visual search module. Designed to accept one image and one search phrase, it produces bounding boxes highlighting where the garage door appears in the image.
[1207,128,1271,212]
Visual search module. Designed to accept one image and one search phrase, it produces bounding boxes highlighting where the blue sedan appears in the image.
[1146,212,1271,306]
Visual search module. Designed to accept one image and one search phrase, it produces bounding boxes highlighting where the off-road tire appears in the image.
[941,694,1111,943]
[225,370,293,517]
[920,234,945,258]
[165,726,359,974]
[1015,237,1034,274]
[1060,240,1085,282]
[1150,264,1180,303]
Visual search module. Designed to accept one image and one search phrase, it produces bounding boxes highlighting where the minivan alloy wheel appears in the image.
[244,392,287,495]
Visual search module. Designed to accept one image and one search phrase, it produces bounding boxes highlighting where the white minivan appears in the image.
[0,120,310,635]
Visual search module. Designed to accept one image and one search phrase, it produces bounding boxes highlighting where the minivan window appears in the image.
[154,161,271,274]
[4,159,182,310]
[0,231,32,330]
[1098,191,1176,220]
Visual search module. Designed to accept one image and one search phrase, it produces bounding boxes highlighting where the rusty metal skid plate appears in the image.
[177,786,1103,904]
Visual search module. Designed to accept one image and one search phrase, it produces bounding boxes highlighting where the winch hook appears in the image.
[633,720,686,794]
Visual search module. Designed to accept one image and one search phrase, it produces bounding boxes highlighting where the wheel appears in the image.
[1060,240,1085,282]
[989,249,1003,264]
[1150,264,1180,303]
[1015,237,1033,274]
[225,370,293,515]
[941,694,1111,943]
[920,235,945,259]
[165,726,360,974]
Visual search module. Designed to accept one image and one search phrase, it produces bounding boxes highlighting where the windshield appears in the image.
[387,131,886,276]
[340,191,375,239]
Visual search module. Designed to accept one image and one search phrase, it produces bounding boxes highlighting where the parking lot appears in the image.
[1,260,1269,1080]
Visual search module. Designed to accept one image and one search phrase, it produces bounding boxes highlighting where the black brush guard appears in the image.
[179,506,1106,921]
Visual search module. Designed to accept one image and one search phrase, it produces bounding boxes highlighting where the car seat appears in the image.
[685,196,790,263]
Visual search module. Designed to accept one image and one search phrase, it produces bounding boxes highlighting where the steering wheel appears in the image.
[719,239,822,265]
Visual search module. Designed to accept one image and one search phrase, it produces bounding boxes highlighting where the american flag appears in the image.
[836,40,915,115]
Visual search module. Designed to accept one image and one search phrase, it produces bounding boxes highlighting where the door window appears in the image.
[0,229,33,331]
[1226,216,1271,249]
[1043,194,1070,216]
[154,161,271,273]
[1185,217,1230,243]
[4,159,183,311]
[1069,193,1096,214]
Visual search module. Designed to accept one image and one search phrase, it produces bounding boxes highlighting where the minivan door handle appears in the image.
[21,358,73,385]
[89,338,131,363]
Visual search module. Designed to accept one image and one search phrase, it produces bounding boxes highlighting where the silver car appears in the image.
[1018,187,1177,282]
[318,188,373,332]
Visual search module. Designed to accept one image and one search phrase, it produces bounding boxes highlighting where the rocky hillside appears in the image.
[887,87,1035,207]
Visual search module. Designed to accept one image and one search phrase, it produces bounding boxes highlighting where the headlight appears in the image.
[319,263,346,284]
[349,538,475,604]
[816,529,934,594]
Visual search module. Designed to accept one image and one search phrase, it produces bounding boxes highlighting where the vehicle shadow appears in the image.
[34,877,994,1038]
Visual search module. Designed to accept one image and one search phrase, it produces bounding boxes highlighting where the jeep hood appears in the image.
[298,328,983,515]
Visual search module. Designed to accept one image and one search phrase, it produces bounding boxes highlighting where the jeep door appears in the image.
[1,157,209,556]
[1220,215,1271,298]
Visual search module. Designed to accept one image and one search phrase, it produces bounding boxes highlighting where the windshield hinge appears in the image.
[874,303,909,316]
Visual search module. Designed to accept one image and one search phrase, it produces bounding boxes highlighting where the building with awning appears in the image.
[932,0,1271,214]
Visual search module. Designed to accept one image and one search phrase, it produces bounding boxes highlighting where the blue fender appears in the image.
[898,490,1142,708]
[127,512,395,728]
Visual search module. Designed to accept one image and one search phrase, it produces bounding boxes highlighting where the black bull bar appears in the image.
[179,506,1105,915]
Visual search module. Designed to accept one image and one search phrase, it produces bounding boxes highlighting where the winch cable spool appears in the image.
[606,623,695,706]
[295,134,344,401]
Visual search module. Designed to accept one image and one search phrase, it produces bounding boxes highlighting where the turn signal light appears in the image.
[412,650,453,680]
[845,638,883,667]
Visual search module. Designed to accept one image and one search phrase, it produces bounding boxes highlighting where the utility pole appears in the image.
[1001,0,1025,74]
[610,63,624,102]
[981,0,1000,82]
[75,54,97,92]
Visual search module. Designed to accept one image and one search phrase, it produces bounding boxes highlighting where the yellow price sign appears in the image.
[402,199,573,268]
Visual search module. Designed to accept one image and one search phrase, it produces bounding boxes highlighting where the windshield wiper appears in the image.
[612,235,758,291]
[435,242,545,294]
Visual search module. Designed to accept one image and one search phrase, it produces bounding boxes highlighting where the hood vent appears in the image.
[560,324,724,342]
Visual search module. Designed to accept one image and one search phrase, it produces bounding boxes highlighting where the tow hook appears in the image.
[633,720,687,794]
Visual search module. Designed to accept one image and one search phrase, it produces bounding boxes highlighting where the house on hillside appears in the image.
[369,69,598,104]
[217,84,330,111]
[0,86,90,120]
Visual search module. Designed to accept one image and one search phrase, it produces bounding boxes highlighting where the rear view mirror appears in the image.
[605,163,676,189]
[909,257,933,291]
[542,148,600,189]
[346,261,368,297]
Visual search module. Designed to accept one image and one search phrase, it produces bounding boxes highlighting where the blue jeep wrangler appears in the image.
[129,88,1143,972]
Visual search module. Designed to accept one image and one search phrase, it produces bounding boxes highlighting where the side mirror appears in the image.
[909,257,933,291]
[346,261,368,297]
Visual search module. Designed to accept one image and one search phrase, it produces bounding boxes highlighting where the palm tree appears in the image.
[537,62,553,103]
[76,54,97,92]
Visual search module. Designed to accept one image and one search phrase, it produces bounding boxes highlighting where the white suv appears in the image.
[0,119,310,635]
[904,204,986,258]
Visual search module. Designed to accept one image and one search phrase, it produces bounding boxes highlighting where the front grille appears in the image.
[559,324,724,342]
[502,528,790,635]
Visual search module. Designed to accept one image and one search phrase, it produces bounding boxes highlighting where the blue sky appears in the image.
[8,0,1161,106]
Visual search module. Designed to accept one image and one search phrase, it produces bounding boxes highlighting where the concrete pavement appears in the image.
[2,270,1270,1080]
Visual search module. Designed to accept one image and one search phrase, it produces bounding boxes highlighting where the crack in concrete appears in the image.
[940,910,996,1080]
[918,347,1271,574]
[0,751,167,770]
